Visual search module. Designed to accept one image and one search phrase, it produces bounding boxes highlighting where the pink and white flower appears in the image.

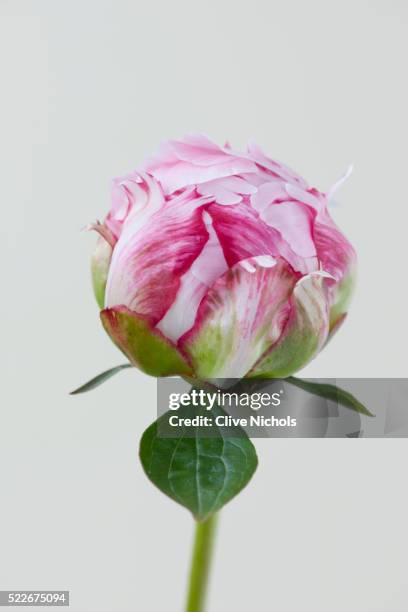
[92,134,356,380]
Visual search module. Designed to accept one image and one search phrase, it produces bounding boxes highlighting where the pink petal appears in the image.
[156,212,228,341]
[248,272,330,378]
[313,217,357,326]
[285,183,325,212]
[168,134,230,166]
[260,201,317,258]
[143,133,258,194]
[151,160,258,195]
[328,165,353,200]
[207,201,313,274]
[179,257,298,379]
[250,181,288,211]
[105,190,211,325]
[247,140,309,188]
[314,217,356,283]
[197,175,258,205]
[106,171,146,239]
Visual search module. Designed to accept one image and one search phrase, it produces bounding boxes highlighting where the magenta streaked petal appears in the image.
[314,217,356,282]
[208,201,314,274]
[314,217,357,329]
[155,275,209,343]
[156,212,228,341]
[248,272,330,378]
[179,258,297,379]
[105,191,211,324]
[208,201,281,265]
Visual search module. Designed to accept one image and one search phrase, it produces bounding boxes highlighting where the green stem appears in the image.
[185,513,218,612]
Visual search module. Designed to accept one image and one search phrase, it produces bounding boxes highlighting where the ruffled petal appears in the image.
[197,176,258,205]
[106,171,156,240]
[258,201,317,258]
[284,183,325,213]
[247,140,308,188]
[250,182,318,261]
[248,273,330,378]
[101,307,193,377]
[179,257,298,379]
[143,133,258,194]
[110,172,164,246]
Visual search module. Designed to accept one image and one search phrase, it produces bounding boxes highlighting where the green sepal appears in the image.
[101,307,194,377]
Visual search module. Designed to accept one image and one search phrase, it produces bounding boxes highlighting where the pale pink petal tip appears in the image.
[328,164,354,200]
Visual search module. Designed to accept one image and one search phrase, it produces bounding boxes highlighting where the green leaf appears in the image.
[70,363,133,395]
[286,377,374,417]
[139,403,258,521]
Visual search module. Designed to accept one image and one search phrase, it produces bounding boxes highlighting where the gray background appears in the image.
[1,1,407,610]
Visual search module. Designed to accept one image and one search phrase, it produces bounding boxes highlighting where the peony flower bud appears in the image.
[91,134,356,380]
